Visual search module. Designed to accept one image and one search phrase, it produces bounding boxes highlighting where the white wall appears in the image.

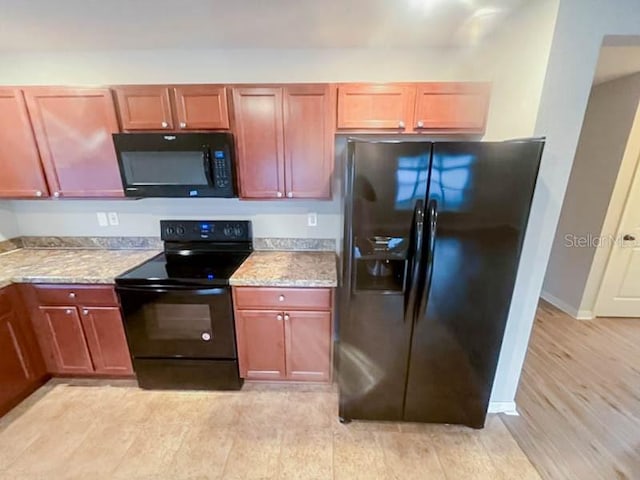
[0,202,18,241]
[543,73,640,316]
[490,0,640,406]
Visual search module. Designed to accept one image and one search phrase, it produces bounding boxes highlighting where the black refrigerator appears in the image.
[338,138,544,428]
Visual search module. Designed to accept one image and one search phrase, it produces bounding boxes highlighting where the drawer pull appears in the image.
[279,295,285,302]
[69,292,76,299]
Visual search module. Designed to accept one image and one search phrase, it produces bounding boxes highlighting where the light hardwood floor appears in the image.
[503,300,640,480]
[0,380,540,479]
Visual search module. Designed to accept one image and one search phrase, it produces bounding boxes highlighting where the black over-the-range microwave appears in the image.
[112,133,236,198]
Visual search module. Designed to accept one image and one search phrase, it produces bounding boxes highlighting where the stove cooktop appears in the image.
[115,251,250,287]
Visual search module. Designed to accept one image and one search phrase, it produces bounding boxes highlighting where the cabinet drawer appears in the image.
[233,287,331,311]
[32,285,118,306]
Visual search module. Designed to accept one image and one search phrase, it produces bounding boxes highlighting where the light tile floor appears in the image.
[0,380,540,479]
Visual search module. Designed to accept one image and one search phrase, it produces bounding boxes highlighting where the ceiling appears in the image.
[594,46,640,85]
[0,0,529,51]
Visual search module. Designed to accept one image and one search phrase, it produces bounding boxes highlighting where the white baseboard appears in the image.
[540,291,594,320]
[488,401,518,415]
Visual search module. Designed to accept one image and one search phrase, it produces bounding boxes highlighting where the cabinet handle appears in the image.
[276,314,283,321]
[82,309,89,315]
[69,292,76,299]
[161,121,169,128]
[53,192,60,198]
[286,192,293,198]
[416,120,424,128]
[284,314,290,321]
[398,120,405,129]
[35,190,43,197]
[279,295,285,302]
[65,309,73,315]
[180,122,187,128]
[276,192,283,198]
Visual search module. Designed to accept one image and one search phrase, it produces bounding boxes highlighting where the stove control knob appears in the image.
[176,226,185,236]
[233,226,243,237]
[166,226,175,235]
[224,226,233,237]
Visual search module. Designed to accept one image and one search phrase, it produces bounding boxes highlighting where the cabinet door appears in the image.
[80,306,133,376]
[174,85,229,130]
[24,87,123,198]
[0,89,49,198]
[283,85,334,199]
[235,309,286,380]
[232,88,285,198]
[114,86,173,130]
[0,310,34,410]
[284,311,331,382]
[337,84,415,130]
[413,83,490,132]
[37,306,94,375]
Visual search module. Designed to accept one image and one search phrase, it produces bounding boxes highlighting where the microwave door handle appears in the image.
[202,148,215,186]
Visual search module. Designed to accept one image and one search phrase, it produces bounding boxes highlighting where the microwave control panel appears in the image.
[212,150,231,189]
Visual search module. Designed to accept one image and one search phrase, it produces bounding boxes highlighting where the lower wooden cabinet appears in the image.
[37,306,94,375]
[232,287,333,382]
[80,306,133,375]
[235,309,286,380]
[26,285,133,377]
[0,286,47,417]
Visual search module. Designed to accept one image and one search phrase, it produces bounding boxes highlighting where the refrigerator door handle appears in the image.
[415,199,438,323]
[404,199,425,323]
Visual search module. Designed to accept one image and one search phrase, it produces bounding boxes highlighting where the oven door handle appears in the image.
[116,285,227,295]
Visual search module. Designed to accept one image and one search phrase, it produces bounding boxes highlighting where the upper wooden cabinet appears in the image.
[337,84,415,130]
[232,84,334,199]
[0,89,49,198]
[337,82,491,133]
[233,87,286,199]
[24,87,123,198]
[283,85,334,199]
[114,85,229,131]
[114,86,173,130]
[414,83,490,132]
[174,86,229,130]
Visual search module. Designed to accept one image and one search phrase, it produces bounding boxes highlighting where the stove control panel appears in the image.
[161,220,252,242]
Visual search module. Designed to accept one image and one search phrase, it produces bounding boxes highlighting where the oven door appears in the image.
[117,285,237,359]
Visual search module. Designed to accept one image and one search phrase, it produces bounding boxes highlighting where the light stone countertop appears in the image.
[0,249,161,287]
[229,251,338,288]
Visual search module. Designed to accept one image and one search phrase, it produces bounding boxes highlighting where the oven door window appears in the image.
[145,304,212,340]
[120,151,210,186]
[119,287,236,359]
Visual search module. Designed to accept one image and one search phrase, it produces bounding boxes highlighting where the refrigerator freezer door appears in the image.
[339,140,431,421]
[403,139,544,428]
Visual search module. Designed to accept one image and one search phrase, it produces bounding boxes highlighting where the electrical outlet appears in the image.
[307,213,318,227]
[96,212,108,227]
[107,212,119,226]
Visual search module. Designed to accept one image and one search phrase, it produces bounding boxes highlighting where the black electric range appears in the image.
[115,220,252,390]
